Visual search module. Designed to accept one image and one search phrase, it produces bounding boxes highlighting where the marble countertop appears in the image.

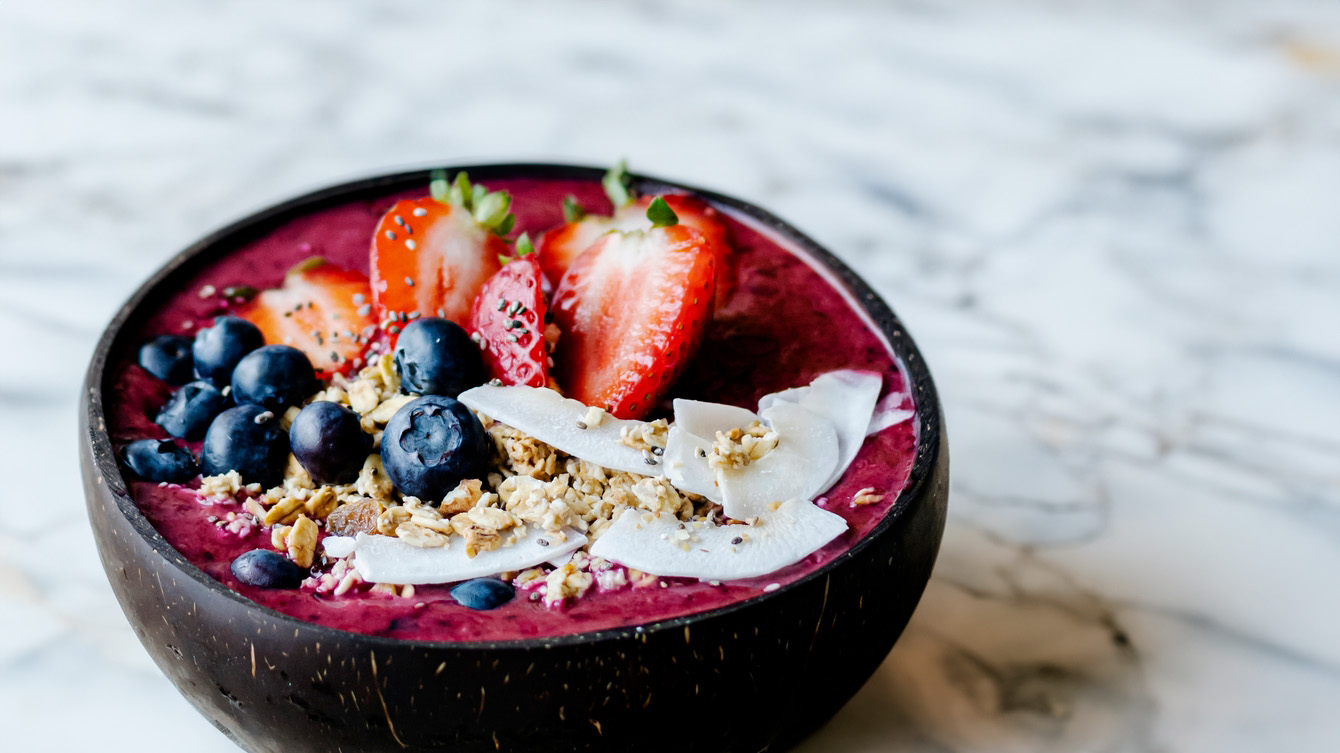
[3,0,1338,750]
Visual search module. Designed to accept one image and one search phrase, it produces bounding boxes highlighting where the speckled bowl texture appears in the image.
[80,164,949,753]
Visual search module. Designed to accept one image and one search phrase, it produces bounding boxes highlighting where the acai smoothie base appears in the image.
[106,172,917,643]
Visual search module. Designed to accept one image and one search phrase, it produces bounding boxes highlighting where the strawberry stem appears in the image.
[429,169,450,202]
[603,161,633,208]
[474,191,511,228]
[289,256,327,276]
[515,232,535,257]
[646,197,679,228]
[448,172,472,209]
[435,171,517,236]
[563,195,587,223]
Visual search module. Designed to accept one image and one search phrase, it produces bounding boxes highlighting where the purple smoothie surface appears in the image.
[106,176,917,642]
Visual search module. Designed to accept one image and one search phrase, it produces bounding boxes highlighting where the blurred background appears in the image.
[2,0,1339,750]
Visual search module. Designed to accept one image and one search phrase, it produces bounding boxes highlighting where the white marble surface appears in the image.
[3,0,1339,749]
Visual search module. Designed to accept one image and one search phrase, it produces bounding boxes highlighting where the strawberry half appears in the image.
[551,199,716,419]
[370,172,513,337]
[538,165,735,307]
[234,258,377,378]
[467,237,551,388]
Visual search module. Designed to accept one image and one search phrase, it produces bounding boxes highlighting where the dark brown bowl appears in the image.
[80,164,948,753]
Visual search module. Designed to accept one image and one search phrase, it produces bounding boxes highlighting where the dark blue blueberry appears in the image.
[289,401,372,485]
[380,395,488,500]
[138,334,195,385]
[155,380,228,440]
[192,316,263,385]
[230,549,307,589]
[392,317,485,398]
[230,345,316,412]
[201,404,290,487]
[450,578,515,610]
[120,439,198,483]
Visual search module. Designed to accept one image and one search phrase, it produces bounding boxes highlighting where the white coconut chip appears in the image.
[322,535,357,559]
[662,399,760,502]
[588,498,848,581]
[672,398,759,439]
[350,528,587,585]
[716,402,839,520]
[663,425,718,500]
[866,391,914,436]
[457,384,655,475]
[756,370,883,491]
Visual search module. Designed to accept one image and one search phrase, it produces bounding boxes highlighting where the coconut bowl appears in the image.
[80,164,948,753]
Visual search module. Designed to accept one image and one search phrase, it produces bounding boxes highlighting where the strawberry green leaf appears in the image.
[221,285,258,301]
[449,172,472,209]
[493,213,516,237]
[515,232,535,257]
[474,190,512,230]
[603,160,633,208]
[429,169,450,203]
[563,195,587,223]
[289,256,328,276]
[646,196,679,228]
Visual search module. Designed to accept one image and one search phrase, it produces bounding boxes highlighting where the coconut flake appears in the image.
[672,399,759,439]
[866,391,914,436]
[322,535,357,559]
[662,399,761,502]
[663,389,854,518]
[757,370,882,491]
[457,385,654,475]
[589,499,847,581]
[351,528,587,585]
[662,424,718,499]
[716,402,839,520]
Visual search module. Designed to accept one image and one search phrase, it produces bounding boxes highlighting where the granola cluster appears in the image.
[195,354,714,607]
[707,421,780,471]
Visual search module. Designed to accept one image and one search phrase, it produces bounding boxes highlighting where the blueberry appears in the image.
[450,578,515,610]
[138,334,195,385]
[120,439,198,483]
[231,549,307,589]
[155,380,228,440]
[201,404,290,487]
[230,345,316,412]
[393,317,485,398]
[289,401,372,485]
[380,395,489,499]
[193,316,263,384]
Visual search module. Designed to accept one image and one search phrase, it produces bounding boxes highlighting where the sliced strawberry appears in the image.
[370,172,512,337]
[468,242,550,388]
[536,217,610,286]
[235,258,376,378]
[538,167,735,307]
[551,199,716,419]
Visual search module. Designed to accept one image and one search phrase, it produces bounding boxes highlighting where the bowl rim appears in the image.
[84,162,944,650]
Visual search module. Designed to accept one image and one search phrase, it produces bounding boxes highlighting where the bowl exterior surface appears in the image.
[81,164,948,753]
